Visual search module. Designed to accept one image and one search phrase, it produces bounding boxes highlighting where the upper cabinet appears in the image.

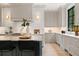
[44,5,66,27]
[0,8,2,26]
[11,4,32,20]
[1,4,32,26]
[75,3,79,25]
[44,11,59,27]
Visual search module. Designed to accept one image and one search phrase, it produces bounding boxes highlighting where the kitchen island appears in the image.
[0,34,43,56]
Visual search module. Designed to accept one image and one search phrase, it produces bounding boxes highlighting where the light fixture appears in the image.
[36,15,40,20]
[6,16,9,19]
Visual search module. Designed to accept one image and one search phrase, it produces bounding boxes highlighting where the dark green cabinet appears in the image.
[0,41,42,56]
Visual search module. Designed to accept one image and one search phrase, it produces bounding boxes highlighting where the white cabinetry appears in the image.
[45,33,56,43]
[56,33,64,49]
[63,35,79,56]
[56,33,79,56]
[11,5,32,20]
[0,8,1,26]
[75,3,79,25]
[44,11,59,27]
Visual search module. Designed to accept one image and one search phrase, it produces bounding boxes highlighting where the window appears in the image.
[68,6,75,31]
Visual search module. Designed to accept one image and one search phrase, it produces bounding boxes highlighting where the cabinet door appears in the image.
[0,41,15,56]
[18,41,42,56]
[70,38,79,55]
[56,34,65,49]
[11,5,32,20]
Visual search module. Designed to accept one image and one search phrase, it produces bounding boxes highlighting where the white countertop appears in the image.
[0,34,43,41]
[55,32,79,39]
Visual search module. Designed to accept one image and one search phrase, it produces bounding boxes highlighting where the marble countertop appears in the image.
[0,34,43,41]
[55,32,79,39]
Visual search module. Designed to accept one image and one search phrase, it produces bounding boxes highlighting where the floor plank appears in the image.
[42,43,69,56]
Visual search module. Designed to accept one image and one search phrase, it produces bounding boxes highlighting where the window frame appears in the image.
[68,6,75,31]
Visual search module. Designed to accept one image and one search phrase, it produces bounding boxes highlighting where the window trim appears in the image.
[68,6,75,31]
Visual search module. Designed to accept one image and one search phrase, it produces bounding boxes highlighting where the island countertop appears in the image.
[0,34,43,41]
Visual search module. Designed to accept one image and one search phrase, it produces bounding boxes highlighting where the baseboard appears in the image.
[55,42,60,47]
[64,49,72,56]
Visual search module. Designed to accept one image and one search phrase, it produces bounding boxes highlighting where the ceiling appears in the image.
[0,3,66,11]
[33,3,66,11]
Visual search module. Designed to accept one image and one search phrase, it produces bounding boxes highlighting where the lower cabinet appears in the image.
[0,50,12,56]
[56,34,65,50]
[56,33,79,56]
[0,41,42,56]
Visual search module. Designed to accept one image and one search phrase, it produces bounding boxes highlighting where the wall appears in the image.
[1,4,44,34]
[1,8,12,27]
[32,7,44,34]
[57,3,75,32]
[58,6,66,27]
[65,3,75,31]
[44,27,61,33]
[57,5,67,31]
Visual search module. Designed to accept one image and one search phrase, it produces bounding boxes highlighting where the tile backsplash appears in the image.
[0,27,8,34]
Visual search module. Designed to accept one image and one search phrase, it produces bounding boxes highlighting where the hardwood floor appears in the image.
[42,43,69,56]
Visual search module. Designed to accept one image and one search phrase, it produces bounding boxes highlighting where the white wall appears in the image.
[0,4,44,34]
[57,3,75,32]
[58,5,66,28]
[1,8,12,27]
[32,7,44,34]
[63,3,75,32]
[1,3,77,34]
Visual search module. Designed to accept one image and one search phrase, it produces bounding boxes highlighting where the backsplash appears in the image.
[44,27,61,33]
[0,27,8,34]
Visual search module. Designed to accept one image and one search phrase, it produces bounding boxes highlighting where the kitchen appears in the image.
[0,3,79,56]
